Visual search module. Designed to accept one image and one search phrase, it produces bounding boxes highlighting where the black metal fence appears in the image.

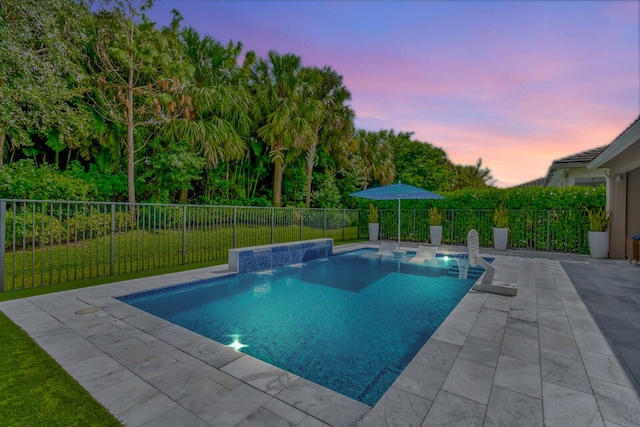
[1,199,590,292]
[376,208,589,253]
[0,200,360,292]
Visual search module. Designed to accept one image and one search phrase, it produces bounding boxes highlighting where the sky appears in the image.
[145,0,640,187]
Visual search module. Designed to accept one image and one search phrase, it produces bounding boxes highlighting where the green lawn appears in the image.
[4,225,360,291]
[0,312,122,426]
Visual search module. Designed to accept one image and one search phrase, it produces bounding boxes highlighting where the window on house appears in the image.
[574,177,606,187]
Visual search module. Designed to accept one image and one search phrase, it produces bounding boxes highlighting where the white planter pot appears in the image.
[493,227,509,251]
[430,225,443,245]
[588,231,609,258]
[368,223,379,242]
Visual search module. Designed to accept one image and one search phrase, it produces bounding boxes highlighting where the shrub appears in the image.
[428,207,442,226]
[493,206,509,228]
[66,162,128,201]
[5,210,65,249]
[368,204,379,223]
[585,207,610,231]
[0,160,97,201]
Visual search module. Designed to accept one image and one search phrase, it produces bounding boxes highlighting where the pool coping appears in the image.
[2,243,639,426]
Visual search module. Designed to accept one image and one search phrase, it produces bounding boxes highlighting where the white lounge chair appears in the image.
[408,245,438,264]
[377,241,396,256]
[467,229,517,296]
[362,241,397,258]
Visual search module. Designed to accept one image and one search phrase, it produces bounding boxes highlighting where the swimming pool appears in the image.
[120,248,484,406]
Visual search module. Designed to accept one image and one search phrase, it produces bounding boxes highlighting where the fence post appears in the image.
[546,210,550,251]
[0,200,6,292]
[413,209,416,241]
[300,209,303,241]
[451,210,455,244]
[110,204,115,276]
[271,208,275,244]
[233,206,237,248]
[182,205,187,265]
[324,209,327,238]
[343,209,346,241]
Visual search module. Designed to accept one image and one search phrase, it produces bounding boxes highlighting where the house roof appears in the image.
[550,145,609,167]
[512,177,545,188]
[545,145,609,186]
[588,115,640,169]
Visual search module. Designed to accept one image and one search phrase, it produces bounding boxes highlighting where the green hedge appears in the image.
[356,185,605,253]
[0,160,127,202]
[355,185,605,211]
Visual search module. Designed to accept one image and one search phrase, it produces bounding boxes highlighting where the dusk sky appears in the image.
[146,1,640,187]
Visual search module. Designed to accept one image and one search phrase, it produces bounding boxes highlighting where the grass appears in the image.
[4,225,360,291]
[0,258,227,302]
[0,312,122,427]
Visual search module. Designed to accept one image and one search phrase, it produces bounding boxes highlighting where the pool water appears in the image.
[120,249,482,406]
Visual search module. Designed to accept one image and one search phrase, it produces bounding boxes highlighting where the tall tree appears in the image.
[304,67,355,208]
[451,158,494,190]
[391,132,455,191]
[165,28,254,166]
[353,129,396,189]
[162,27,255,201]
[89,0,193,204]
[0,0,93,169]
[251,51,318,207]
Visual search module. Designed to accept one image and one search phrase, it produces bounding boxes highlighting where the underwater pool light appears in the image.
[227,335,249,351]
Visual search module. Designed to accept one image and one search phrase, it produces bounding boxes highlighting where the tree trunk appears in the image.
[305,142,317,208]
[127,65,136,205]
[179,188,188,203]
[273,156,283,207]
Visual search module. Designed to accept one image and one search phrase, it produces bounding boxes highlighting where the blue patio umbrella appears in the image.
[350,182,445,248]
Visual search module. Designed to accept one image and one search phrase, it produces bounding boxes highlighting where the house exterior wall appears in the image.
[626,168,640,238]
[603,140,640,258]
[609,173,627,258]
[546,167,606,188]
[568,168,606,187]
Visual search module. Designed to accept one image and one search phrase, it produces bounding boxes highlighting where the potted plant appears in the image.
[493,205,509,251]
[585,207,610,258]
[368,204,379,241]
[428,207,443,245]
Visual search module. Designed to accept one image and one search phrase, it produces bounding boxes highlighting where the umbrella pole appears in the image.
[397,198,401,249]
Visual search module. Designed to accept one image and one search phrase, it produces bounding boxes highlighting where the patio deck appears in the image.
[1,243,639,426]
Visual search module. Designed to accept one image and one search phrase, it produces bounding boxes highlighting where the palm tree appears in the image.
[251,51,317,207]
[354,129,396,189]
[162,27,255,201]
[165,28,253,166]
[304,67,355,208]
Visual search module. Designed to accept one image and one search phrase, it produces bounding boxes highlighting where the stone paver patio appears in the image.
[1,243,639,426]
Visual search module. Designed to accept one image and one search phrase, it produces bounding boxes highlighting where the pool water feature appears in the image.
[120,249,483,406]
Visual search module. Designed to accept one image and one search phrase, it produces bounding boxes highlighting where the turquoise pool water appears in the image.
[120,249,482,406]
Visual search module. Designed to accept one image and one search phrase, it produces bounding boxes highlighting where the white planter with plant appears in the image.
[429,207,443,245]
[586,207,610,258]
[493,206,509,251]
[368,204,379,242]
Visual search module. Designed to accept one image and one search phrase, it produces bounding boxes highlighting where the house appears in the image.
[513,146,608,189]
[588,115,640,259]
[544,145,609,188]
[513,177,545,188]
